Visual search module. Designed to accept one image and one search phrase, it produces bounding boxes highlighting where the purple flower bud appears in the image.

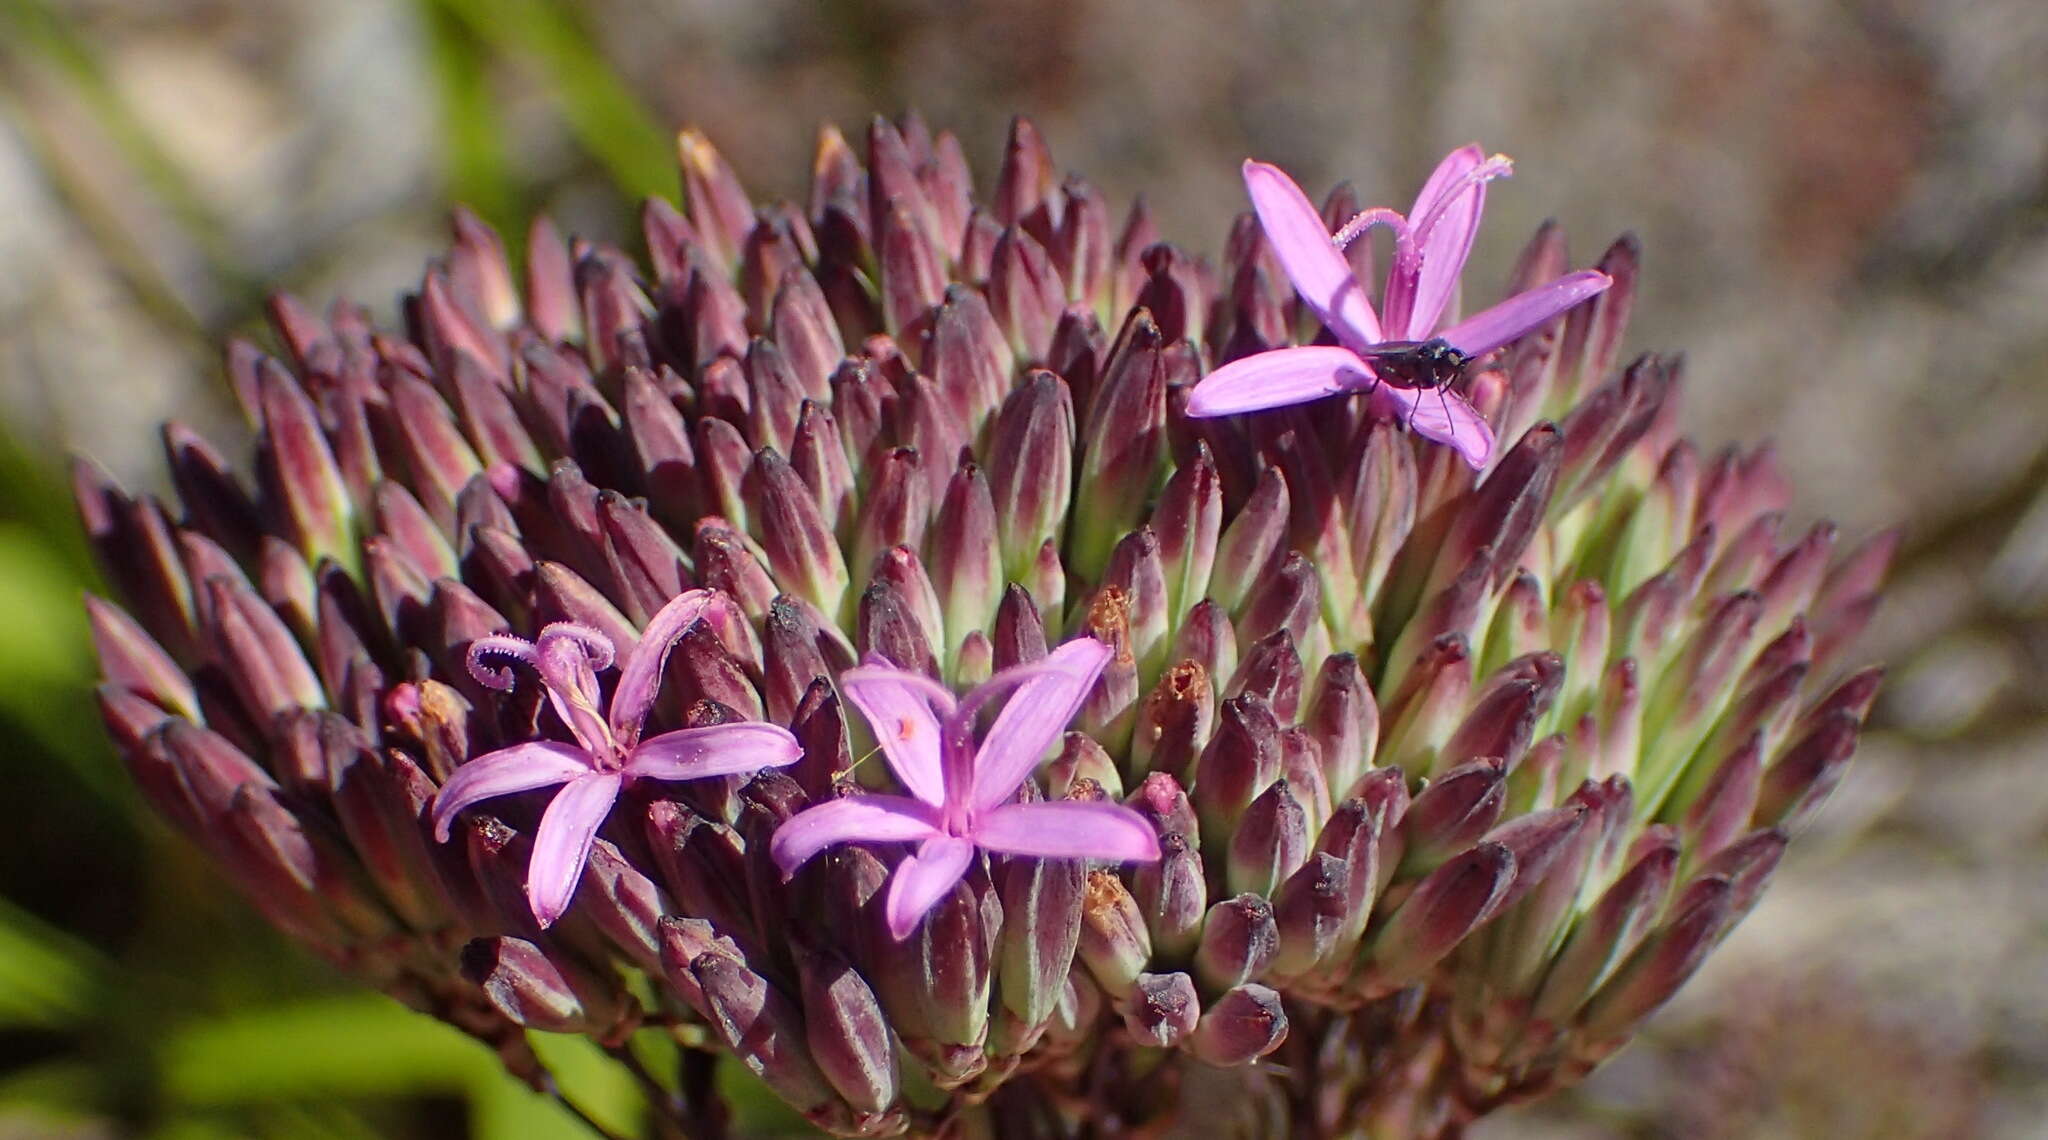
[1312,794,1390,956]
[1172,598,1240,685]
[206,577,326,727]
[694,522,779,621]
[1380,634,1476,777]
[926,456,1001,666]
[1382,553,1491,705]
[995,849,1086,1034]
[1120,970,1200,1049]
[1695,827,1786,922]
[1078,869,1153,1000]
[1670,732,1766,862]
[576,839,669,975]
[1227,629,1306,724]
[1574,876,1734,1046]
[1440,674,1545,774]
[224,781,392,945]
[1753,710,1861,830]
[1268,851,1348,981]
[900,875,996,1078]
[87,595,199,721]
[878,197,946,338]
[924,285,1014,435]
[1305,653,1378,797]
[162,422,262,561]
[1531,830,1681,1023]
[852,449,931,584]
[1188,983,1289,1066]
[690,951,843,1119]
[745,338,811,455]
[1049,304,1110,419]
[645,800,757,952]
[1399,759,1507,876]
[462,936,622,1036]
[1046,733,1123,800]
[1196,893,1279,992]
[1212,467,1290,616]
[989,226,1064,361]
[991,583,1048,672]
[1151,442,1223,622]
[697,417,754,532]
[1130,661,1213,785]
[1098,529,1171,682]
[747,448,851,623]
[1481,802,1591,914]
[255,359,355,569]
[531,562,636,656]
[677,128,754,275]
[1076,589,1139,747]
[384,372,484,529]
[518,214,577,342]
[858,578,940,677]
[1365,841,1517,993]
[330,733,448,931]
[1194,696,1282,841]
[986,371,1074,579]
[1239,553,1323,658]
[667,622,766,722]
[797,944,900,1115]
[1131,831,1207,962]
[1228,778,1311,898]
[1072,310,1170,577]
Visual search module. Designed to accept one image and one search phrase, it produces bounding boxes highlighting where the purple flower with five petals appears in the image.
[1187,147,1614,468]
[432,589,803,926]
[770,637,1163,940]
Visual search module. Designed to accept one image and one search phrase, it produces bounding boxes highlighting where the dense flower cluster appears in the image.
[80,114,1891,1138]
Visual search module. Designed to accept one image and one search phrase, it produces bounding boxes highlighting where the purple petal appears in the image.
[431,741,593,841]
[839,666,954,807]
[972,801,1163,862]
[526,771,622,927]
[1383,145,1481,336]
[627,721,803,782]
[884,835,976,940]
[609,588,721,747]
[1401,146,1502,338]
[1242,160,1382,350]
[1185,346,1373,418]
[769,794,943,877]
[1438,270,1613,358]
[1393,385,1496,469]
[533,626,616,757]
[970,637,1114,812]
[1408,144,1490,223]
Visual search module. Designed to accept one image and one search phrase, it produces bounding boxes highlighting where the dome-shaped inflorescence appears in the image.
[80,114,1892,1138]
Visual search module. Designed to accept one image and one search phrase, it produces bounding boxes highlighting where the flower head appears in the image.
[80,113,1894,1135]
[772,637,1162,938]
[432,589,802,925]
[1187,148,1614,468]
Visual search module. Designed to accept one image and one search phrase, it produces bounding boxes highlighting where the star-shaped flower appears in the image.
[770,638,1163,939]
[1187,148,1614,468]
[432,589,803,926]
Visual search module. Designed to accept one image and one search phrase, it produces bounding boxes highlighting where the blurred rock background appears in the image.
[2,0,2045,1135]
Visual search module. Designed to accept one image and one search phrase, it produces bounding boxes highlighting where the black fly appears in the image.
[1358,337,1471,392]
[1357,336,1474,435]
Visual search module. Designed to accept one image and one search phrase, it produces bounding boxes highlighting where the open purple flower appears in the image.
[1187,148,1614,468]
[771,637,1163,939]
[433,589,803,926]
